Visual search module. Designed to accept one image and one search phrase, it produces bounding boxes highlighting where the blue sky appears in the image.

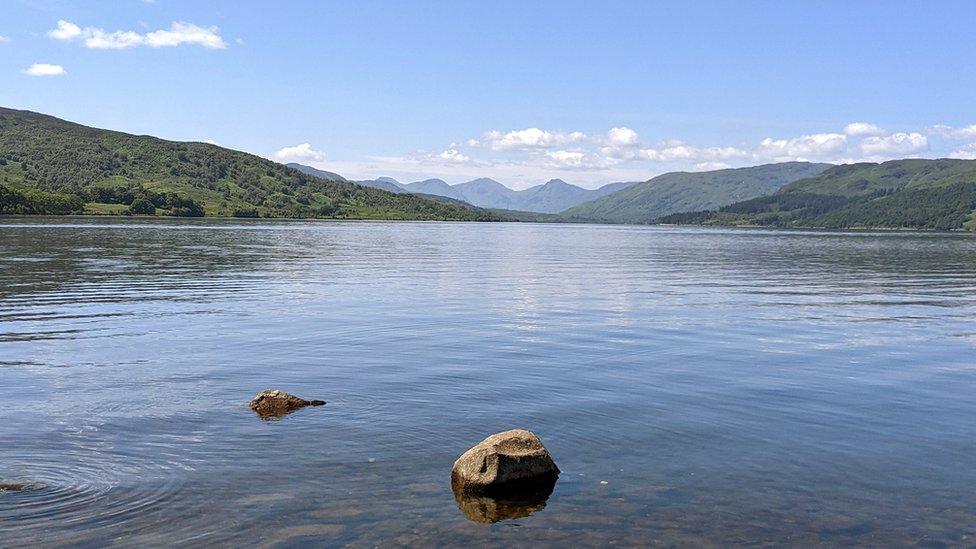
[3,0,976,189]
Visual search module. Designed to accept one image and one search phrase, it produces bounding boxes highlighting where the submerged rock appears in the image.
[249,389,325,419]
[451,429,559,496]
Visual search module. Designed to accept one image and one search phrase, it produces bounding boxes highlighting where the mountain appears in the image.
[282,168,612,213]
[658,159,976,231]
[351,176,410,194]
[285,162,347,182]
[353,179,408,194]
[286,164,411,194]
[561,162,832,223]
[518,179,599,213]
[453,178,520,209]
[0,107,501,221]
[402,177,639,213]
[594,181,639,196]
[403,178,466,202]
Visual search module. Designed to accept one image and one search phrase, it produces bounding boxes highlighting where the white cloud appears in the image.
[480,128,585,150]
[927,124,976,140]
[436,147,470,163]
[48,20,226,49]
[842,122,885,136]
[84,29,145,49]
[756,133,848,160]
[145,22,225,48]
[607,127,639,147]
[949,143,976,160]
[639,144,695,161]
[545,150,585,167]
[859,132,928,156]
[23,63,67,77]
[0,35,11,43]
[693,162,731,171]
[271,143,326,163]
[48,20,82,40]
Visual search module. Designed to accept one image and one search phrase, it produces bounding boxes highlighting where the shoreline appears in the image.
[2,213,973,234]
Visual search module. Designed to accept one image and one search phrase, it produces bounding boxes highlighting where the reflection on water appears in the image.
[453,476,557,523]
[1,217,976,546]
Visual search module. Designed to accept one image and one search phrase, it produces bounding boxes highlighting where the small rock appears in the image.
[249,389,325,419]
[0,482,36,492]
[451,429,559,495]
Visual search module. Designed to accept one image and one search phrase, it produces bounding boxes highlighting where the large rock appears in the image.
[249,389,325,419]
[451,429,559,496]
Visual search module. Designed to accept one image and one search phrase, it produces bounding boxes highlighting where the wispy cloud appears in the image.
[842,122,886,137]
[927,124,976,140]
[949,143,976,160]
[23,63,67,77]
[0,35,11,43]
[48,20,226,49]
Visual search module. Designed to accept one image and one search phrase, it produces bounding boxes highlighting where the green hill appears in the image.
[782,159,976,196]
[0,107,500,221]
[658,159,976,230]
[560,162,830,223]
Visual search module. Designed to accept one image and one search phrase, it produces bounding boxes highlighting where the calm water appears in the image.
[1,218,975,547]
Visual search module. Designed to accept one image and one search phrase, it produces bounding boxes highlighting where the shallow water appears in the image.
[1,218,975,547]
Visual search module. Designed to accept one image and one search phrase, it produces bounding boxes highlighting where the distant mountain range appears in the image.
[659,159,976,230]
[4,107,976,230]
[289,164,638,214]
[240,160,976,230]
[290,162,829,221]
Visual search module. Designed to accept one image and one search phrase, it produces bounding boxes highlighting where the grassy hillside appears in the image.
[658,159,976,230]
[0,107,500,221]
[561,162,830,223]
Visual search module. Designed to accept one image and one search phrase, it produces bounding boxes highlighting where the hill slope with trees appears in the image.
[0,107,501,220]
[560,162,831,223]
[657,159,976,230]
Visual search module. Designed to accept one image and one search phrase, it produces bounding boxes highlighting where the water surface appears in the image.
[1,218,975,546]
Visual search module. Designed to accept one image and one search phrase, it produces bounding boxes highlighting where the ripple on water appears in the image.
[0,446,226,545]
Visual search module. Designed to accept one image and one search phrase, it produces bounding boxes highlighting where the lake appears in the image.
[1,218,975,547]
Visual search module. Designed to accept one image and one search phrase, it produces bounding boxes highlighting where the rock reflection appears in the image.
[452,477,556,524]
